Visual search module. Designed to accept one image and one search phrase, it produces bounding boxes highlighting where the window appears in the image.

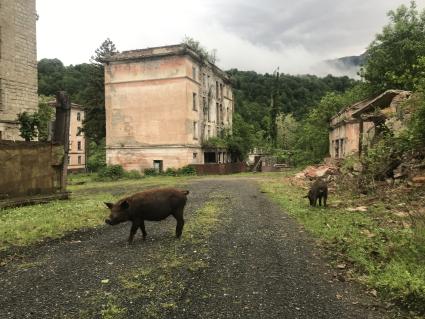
[193,121,198,139]
[207,126,211,138]
[153,160,163,173]
[216,103,219,123]
[216,81,219,99]
[192,93,197,111]
[0,131,3,140]
[77,112,81,121]
[192,66,197,80]
[78,156,82,165]
[77,141,82,150]
[76,127,82,136]
[193,153,197,159]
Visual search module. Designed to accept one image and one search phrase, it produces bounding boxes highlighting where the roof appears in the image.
[103,43,230,82]
[331,89,410,121]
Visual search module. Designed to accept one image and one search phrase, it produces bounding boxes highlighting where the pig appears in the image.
[104,188,189,244]
[305,179,328,207]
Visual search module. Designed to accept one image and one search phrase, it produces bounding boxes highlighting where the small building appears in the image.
[329,90,411,159]
[104,44,234,172]
[0,0,38,140]
[68,104,86,172]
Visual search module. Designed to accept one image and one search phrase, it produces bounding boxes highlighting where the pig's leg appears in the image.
[173,208,185,238]
[324,193,327,208]
[140,220,147,240]
[128,222,139,244]
[319,196,322,206]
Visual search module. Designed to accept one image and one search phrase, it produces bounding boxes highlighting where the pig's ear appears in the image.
[104,202,114,209]
[120,200,130,210]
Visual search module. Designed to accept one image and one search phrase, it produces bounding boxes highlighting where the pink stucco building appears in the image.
[104,44,234,172]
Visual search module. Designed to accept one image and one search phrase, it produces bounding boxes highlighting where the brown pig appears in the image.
[104,188,189,244]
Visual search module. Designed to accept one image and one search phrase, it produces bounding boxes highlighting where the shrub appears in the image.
[97,165,125,180]
[144,168,158,176]
[164,167,178,176]
[124,170,142,179]
[87,139,106,172]
[177,165,196,176]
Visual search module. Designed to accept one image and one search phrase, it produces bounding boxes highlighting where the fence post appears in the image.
[52,91,71,192]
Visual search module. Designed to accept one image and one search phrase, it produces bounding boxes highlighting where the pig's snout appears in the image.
[105,219,112,225]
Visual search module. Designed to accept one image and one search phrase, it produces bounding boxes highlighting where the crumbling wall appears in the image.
[0,141,64,198]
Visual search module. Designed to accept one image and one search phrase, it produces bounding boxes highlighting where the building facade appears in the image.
[0,0,38,140]
[329,90,411,159]
[68,104,86,172]
[104,44,234,172]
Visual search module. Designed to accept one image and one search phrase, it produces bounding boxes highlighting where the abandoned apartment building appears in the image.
[0,0,38,141]
[48,101,86,172]
[329,90,411,159]
[104,44,234,172]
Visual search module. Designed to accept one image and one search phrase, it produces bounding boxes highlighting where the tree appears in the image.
[182,36,217,64]
[83,38,119,142]
[38,59,66,96]
[361,1,425,91]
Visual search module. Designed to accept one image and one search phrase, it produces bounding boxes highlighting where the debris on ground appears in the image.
[295,163,339,181]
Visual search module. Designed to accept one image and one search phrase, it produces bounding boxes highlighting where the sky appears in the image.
[36,0,425,76]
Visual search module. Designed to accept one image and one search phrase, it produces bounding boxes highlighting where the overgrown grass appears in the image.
[260,176,425,315]
[0,175,193,251]
[79,193,227,319]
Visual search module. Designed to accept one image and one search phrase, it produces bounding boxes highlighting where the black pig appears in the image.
[104,188,189,244]
[305,179,328,207]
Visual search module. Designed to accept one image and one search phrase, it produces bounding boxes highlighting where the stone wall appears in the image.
[0,0,38,140]
[0,141,64,198]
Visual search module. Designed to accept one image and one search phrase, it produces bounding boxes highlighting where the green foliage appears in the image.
[182,36,217,64]
[361,1,425,91]
[406,91,425,149]
[87,139,106,172]
[97,165,125,181]
[17,112,39,141]
[37,95,55,141]
[177,165,196,176]
[124,170,143,179]
[293,84,373,164]
[144,168,158,176]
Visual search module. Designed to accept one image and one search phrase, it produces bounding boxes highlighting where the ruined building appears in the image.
[104,44,234,172]
[0,0,38,140]
[329,90,411,159]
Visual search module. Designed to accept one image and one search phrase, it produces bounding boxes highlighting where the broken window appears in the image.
[77,141,82,150]
[76,127,83,136]
[77,112,81,121]
[193,121,198,139]
[153,160,163,173]
[193,92,197,111]
[192,66,197,80]
[216,81,219,99]
[216,103,219,123]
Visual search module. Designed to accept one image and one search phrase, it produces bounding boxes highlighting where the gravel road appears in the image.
[0,178,389,318]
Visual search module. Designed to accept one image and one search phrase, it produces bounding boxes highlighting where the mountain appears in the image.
[322,53,366,78]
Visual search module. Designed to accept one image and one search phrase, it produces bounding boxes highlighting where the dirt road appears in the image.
[0,178,388,318]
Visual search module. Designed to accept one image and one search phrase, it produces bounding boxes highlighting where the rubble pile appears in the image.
[391,160,425,187]
[295,164,340,181]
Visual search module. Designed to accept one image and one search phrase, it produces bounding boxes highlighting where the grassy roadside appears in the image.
[0,175,192,252]
[78,192,228,319]
[260,175,425,316]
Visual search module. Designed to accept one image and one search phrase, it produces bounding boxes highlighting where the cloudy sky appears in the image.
[36,0,425,75]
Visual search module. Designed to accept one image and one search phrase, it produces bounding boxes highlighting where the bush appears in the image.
[97,165,125,180]
[144,168,158,176]
[177,165,196,176]
[164,167,178,176]
[87,139,106,172]
[124,170,142,179]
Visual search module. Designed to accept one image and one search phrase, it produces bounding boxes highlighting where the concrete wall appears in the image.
[105,50,233,172]
[0,0,38,140]
[0,141,63,198]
